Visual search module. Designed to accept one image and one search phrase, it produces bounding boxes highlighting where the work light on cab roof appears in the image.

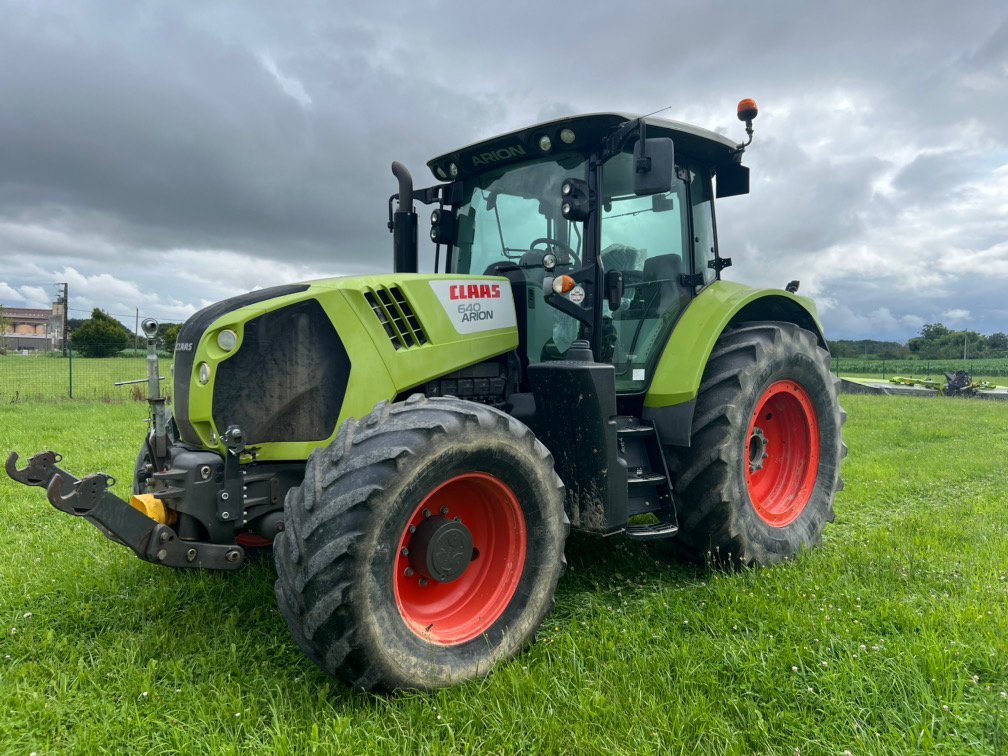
[7,97,844,694]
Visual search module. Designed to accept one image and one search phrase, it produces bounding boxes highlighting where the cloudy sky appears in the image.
[1,1,1006,340]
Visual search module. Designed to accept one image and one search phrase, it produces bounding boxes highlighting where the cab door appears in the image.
[599,150,695,393]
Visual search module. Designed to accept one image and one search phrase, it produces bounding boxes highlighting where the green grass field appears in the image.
[1,396,1006,753]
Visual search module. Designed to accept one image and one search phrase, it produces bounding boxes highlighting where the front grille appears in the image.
[365,286,428,350]
[173,283,310,446]
[211,299,350,444]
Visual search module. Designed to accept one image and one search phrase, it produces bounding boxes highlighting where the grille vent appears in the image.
[365,286,428,350]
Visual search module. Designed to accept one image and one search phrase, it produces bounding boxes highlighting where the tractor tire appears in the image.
[665,321,845,566]
[274,395,568,691]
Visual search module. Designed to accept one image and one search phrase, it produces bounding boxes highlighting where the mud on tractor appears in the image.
[8,100,845,690]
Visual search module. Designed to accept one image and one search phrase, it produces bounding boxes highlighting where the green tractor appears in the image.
[7,99,844,690]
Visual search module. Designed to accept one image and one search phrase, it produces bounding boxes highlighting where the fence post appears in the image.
[68,345,73,399]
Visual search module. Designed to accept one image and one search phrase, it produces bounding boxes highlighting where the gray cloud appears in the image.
[1,0,1006,339]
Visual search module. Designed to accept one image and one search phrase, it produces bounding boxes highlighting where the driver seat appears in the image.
[627,254,688,318]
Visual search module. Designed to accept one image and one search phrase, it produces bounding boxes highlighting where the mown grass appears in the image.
[837,372,1007,389]
[0,396,1006,753]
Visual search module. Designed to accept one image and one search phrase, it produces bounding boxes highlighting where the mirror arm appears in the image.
[634,119,651,174]
[601,117,644,162]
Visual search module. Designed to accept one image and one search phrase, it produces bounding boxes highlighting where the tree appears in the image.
[920,323,950,340]
[909,322,957,359]
[159,323,182,350]
[71,309,131,357]
[987,332,1008,355]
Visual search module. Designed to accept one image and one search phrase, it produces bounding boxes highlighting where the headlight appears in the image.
[197,362,211,385]
[217,329,238,351]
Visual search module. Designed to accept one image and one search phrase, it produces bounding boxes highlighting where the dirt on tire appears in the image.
[273,394,569,691]
[665,321,846,565]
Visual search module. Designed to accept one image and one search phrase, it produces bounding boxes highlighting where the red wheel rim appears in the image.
[393,472,527,645]
[235,533,273,548]
[745,380,820,527]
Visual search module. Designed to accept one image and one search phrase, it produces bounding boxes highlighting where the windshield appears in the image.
[451,153,587,275]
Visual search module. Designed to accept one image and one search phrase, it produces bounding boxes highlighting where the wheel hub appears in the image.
[748,426,769,473]
[408,515,474,583]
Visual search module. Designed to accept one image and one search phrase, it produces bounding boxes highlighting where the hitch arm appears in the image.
[8,450,245,571]
[44,472,245,570]
[6,451,75,492]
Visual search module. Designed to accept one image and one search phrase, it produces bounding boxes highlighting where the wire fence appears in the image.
[4,341,1008,403]
[831,357,1008,381]
[0,340,171,403]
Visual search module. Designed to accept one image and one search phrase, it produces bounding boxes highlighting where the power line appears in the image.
[0,280,68,288]
[67,306,189,322]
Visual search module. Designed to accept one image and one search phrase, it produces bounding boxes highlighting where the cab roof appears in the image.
[426,112,741,180]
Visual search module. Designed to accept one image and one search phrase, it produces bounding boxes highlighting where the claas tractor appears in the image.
[7,100,845,691]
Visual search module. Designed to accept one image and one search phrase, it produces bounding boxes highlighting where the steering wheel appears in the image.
[529,237,580,267]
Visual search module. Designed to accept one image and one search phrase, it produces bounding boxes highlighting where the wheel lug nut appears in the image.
[400,547,409,556]
[422,508,431,518]
[440,506,449,515]
[418,578,428,587]
[404,567,414,577]
[409,525,416,533]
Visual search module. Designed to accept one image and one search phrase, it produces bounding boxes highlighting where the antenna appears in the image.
[640,105,673,119]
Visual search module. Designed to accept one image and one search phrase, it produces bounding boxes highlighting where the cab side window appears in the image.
[600,150,692,390]
[690,168,717,286]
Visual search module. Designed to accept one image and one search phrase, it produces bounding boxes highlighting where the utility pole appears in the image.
[963,330,968,361]
[62,282,68,356]
[135,307,139,352]
[53,281,69,356]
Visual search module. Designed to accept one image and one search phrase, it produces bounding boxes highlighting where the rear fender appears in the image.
[643,281,826,444]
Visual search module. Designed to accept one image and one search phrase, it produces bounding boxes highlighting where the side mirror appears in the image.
[634,137,675,196]
[605,269,624,311]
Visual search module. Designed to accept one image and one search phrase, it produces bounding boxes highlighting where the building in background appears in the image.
[0,299,65,353]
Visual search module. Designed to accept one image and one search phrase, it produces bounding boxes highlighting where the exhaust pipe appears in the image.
[391,161,418,274]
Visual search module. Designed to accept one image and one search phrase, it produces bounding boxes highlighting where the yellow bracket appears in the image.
[129,493,177,526]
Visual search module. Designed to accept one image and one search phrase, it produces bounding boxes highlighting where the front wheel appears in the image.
[274,395,568,691]
[665,321,845,565]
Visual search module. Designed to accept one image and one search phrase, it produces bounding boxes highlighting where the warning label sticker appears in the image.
[429,279,517,335]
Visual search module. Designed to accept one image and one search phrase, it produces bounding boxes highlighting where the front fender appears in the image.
[644,280,825,409]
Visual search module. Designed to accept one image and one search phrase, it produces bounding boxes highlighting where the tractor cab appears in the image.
[390,112,750,394]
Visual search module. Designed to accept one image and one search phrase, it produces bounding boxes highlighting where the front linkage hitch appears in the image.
[6,450,245,571]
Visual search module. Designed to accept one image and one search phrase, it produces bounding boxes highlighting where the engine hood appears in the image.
[172,274,518,462]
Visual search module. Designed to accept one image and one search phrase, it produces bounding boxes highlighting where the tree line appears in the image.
[829,323,1008,360]
[68,309,181,358]
[47,309,1008,362]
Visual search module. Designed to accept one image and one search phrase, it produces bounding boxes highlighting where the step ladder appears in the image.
[616,417,679,541]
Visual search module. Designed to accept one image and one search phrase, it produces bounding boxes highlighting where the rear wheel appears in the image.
[274,395,568,691]
[666,321,845,565]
